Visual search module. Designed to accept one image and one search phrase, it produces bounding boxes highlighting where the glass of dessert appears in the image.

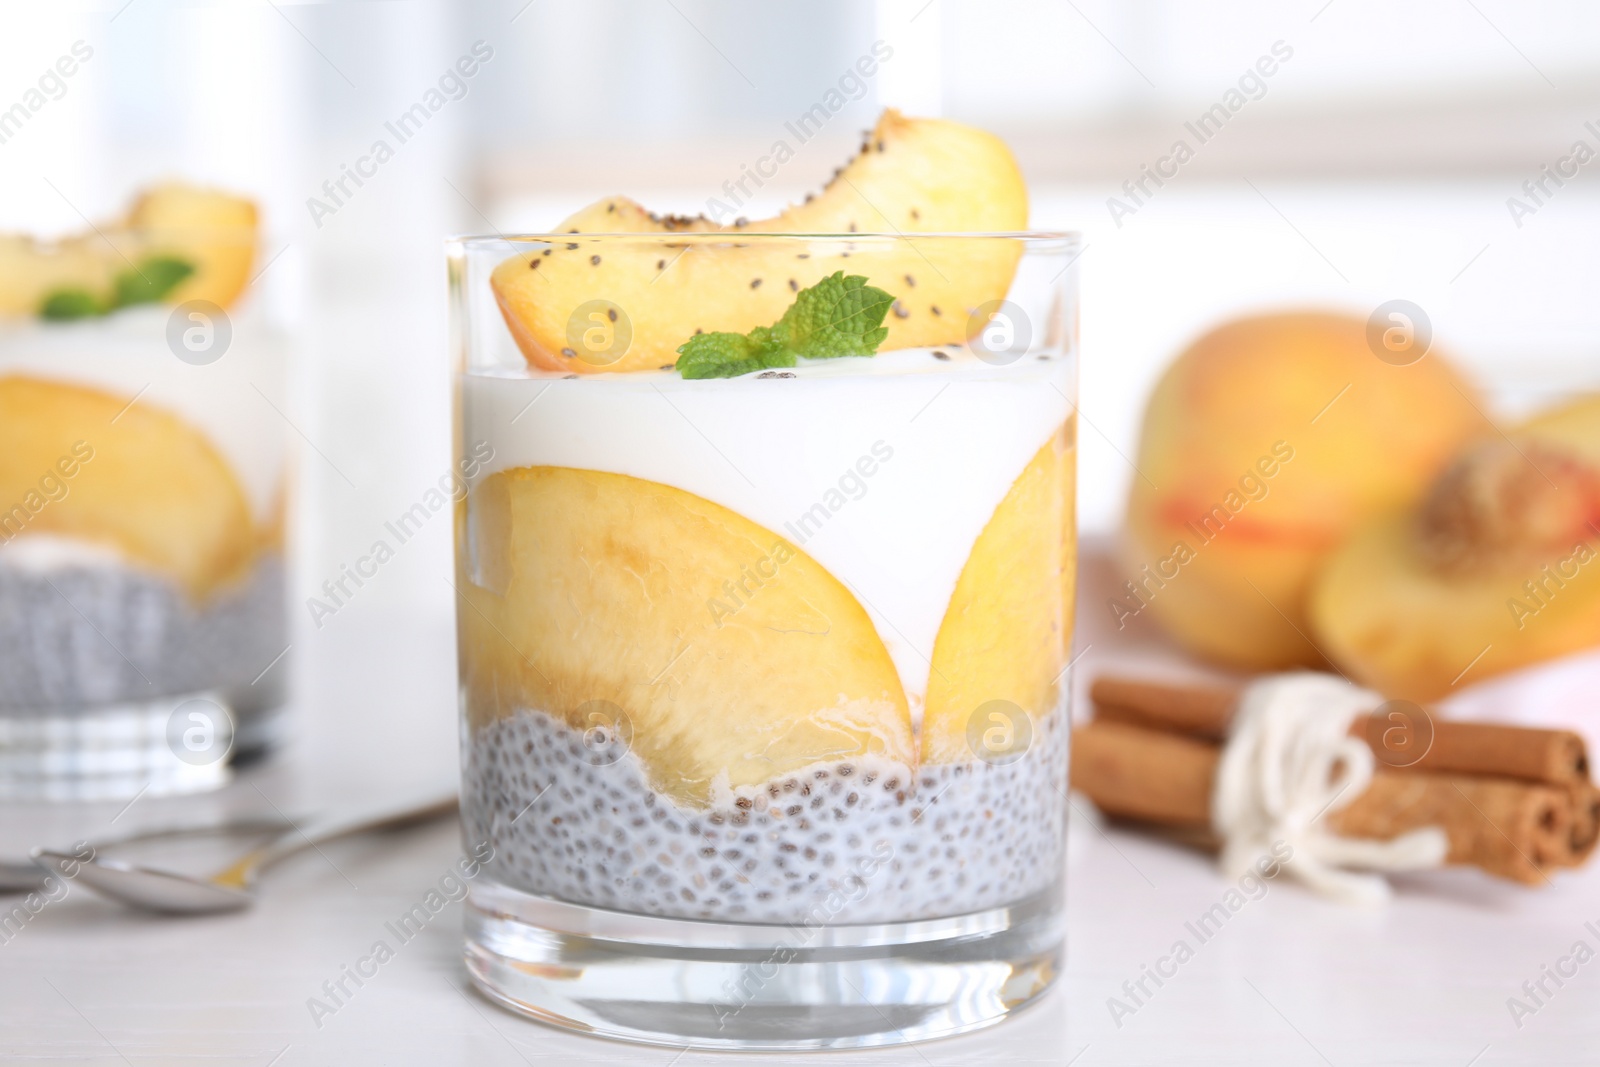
[0,185,289,800]
[450,111,1078,1049]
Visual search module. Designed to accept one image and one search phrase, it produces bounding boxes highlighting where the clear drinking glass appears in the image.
[0,229,289,801]
[449,231,1079,1049]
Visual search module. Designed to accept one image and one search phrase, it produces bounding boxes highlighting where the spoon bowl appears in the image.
[1,815,294,896]
[31,790,457,915]
[33,851,252,913]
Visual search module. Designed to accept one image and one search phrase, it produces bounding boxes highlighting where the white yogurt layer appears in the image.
[460,346,1075,719]
[0,305,288,523]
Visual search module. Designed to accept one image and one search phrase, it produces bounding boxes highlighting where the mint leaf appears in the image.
[674,272,895,378]
[676,332,759,378]
[37,255,196,322]
[39,288,104,321]
[676,330,796,379]
[111,255,194,308]
[772,271,893,359]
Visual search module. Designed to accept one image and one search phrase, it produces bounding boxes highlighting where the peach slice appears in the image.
[0,183,257,318]
[922,423,1076,764]
[1311,401,1600,701]
[490,109,1028,374]
[0,234,114,317]
[0,376,256,599]
[127,183,258,309]
[1124,312,1488,670]
[457,466,914,806]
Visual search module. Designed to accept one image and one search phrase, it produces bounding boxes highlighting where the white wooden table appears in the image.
[3,596,1598,1065]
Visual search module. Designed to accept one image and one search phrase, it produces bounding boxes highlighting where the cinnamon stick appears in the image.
[1090,676,1590,785]
[1090,677,1235,740]
[1413,720,1589,785]
[1571,782,1600,865]
[1328,773,1569,884]
[1069,719,1213,828]
[1070,719,1572,884]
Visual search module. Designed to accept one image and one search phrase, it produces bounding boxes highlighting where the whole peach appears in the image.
[1121,311,1487,669]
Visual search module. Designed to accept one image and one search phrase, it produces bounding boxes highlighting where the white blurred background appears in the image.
[4,0,1599,634]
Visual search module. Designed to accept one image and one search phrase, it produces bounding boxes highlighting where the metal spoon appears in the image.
[32,790,457,914]
[0,815,294,894]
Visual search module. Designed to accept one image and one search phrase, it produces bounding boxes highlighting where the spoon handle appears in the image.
[212,789,458,889]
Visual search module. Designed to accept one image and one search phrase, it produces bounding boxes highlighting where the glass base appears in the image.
[0,687,284,802]
[463,878,1063,1051]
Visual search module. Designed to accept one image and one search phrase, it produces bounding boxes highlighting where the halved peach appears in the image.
[1311,403,1600,701]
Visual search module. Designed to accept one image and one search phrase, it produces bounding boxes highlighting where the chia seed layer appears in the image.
[463,705,1067,924]
[0,556,286,712]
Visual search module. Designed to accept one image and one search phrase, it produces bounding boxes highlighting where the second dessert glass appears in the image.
[0,186,289,800]
[450,231,1078,1049]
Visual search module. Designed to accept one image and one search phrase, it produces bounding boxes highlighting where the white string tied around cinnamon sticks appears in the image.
[1213,672,1449,907]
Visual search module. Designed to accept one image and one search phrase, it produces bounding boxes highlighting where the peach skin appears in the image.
[1122,311,1488,669]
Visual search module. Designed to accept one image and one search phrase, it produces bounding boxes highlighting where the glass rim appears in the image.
[448,229,1080,246]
